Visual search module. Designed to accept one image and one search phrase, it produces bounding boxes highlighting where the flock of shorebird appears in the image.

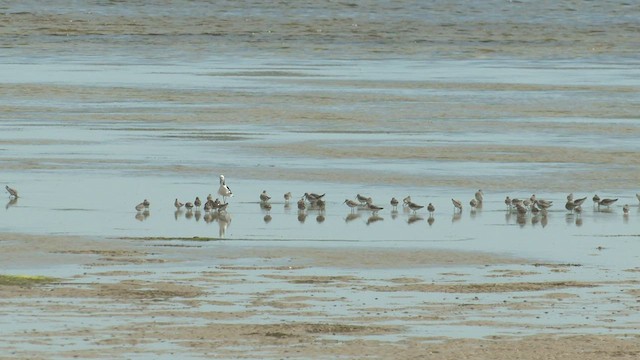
[6,179,640,221]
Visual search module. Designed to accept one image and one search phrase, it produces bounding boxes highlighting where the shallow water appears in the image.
[1,1,640,354]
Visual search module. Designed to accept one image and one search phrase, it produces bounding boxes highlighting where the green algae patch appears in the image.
[0,274,58,286]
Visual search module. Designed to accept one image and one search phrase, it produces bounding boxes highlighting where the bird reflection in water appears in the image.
[344,212,360,223]
[451,212,462,224]
[297,212,307,223]
[366,214,383,225]
[5,197,18,210]
[407,215,423,224]
[427,216,435,226]
[264,214,272,223]
[217,211,231,238]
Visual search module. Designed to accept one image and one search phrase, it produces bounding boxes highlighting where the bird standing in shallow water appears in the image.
[174,198,184,210]
[407,201,424,214]
[5,185,18,198]
[344,199,359,212]
[598,198,618,208]
[470,198,478,210]
[427,203,435,215]
[475,189,483,204]
[218,175,233,202]
[452,199,462,212]
[390,197,399,210]
[297,198,306,211]
[260,190,271,203]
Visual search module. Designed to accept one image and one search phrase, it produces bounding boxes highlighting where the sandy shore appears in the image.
[1,232,639,359]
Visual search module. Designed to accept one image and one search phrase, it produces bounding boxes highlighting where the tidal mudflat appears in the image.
[2,1,640,358]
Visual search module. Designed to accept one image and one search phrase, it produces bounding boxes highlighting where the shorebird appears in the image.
[475,189,483,203]
[194,197,202,209]
[573,196,587,207]
[427,203,435,215]
[390,197,399,210]
[142,199,150,208]
[204,200,213,212]
[174,198,184,210]
[567,193,574,202]
[217,202,229,212]
[315,198,326,211]
[5,185,18,198]
[344,199,359,212]
[304,192,325,203]
[366,203,384,214]
[504,196,511,209]
[470,198,478,210]
[260,190,271,203]
[407,201,424,214]
[531,204,540,215]
[565,200,576,213]
[356,194,370,205]
[284,192,292,203]
[207,193,213,202]
[592,194,600,205]
[598,198,618,208]
[218,175,233,202]
[135,202,145,212]
[402,196,412,206]
[452,199,462,212]
[515,203,527,215]
[535,199,553,209]
[623,204,630,215]
[185,201,194,211]
[297,198,306,211]
[574,205,582,215]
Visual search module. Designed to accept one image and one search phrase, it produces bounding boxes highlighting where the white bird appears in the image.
[5,185,18,198]
[218,175,233,202]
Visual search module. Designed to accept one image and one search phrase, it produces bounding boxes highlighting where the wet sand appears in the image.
[2,233,640,359]
[3,1,640,358]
